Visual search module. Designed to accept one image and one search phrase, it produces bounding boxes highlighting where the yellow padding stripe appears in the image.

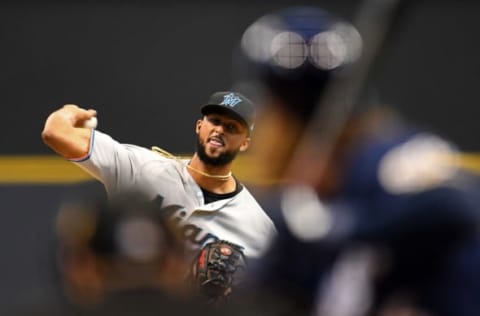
[1,153,480,184]
[0,155,93,184]
[456,153,480,174]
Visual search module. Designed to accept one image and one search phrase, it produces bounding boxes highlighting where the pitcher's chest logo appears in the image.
[153,195,219,246]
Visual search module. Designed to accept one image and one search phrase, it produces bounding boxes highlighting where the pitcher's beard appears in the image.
[196,137,239,167]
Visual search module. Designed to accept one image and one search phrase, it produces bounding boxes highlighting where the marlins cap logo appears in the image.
[220,93,243,107]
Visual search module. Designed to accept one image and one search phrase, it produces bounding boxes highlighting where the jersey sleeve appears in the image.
[72,130,163,195]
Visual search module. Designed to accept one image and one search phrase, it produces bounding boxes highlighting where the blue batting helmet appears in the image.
[234,6,362,121]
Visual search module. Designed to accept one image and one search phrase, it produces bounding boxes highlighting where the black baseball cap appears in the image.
[201,91,255,132]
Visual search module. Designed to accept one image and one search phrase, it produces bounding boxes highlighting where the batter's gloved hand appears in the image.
[192,240,247,305]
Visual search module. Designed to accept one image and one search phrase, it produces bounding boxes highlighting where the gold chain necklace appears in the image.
[186,164,232,181]
[151,146,232,181]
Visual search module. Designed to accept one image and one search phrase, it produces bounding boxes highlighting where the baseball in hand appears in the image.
[82,116,98,129]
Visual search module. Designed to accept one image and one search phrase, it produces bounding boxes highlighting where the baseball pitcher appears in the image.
[42,91,277,301]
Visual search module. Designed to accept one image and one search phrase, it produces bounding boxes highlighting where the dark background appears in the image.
[1,0,479,154]
[0,0,479,309]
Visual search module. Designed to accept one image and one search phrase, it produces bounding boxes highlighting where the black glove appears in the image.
[192,240,247,305]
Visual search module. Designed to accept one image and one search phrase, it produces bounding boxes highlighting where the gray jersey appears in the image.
[73,130,277,258]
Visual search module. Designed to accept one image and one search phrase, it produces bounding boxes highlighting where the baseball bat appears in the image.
[284,0,409,185]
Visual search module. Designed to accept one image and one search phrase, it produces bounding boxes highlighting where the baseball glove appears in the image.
[192,240,247,304]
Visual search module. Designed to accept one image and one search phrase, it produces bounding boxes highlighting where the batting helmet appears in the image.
[234,6,363,121]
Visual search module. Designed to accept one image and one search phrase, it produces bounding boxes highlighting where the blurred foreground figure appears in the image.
[49,193,217,316]
[234,5,480,316]
[6,192,252,316]
[4,192,223,315]
[55,193,194,311]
